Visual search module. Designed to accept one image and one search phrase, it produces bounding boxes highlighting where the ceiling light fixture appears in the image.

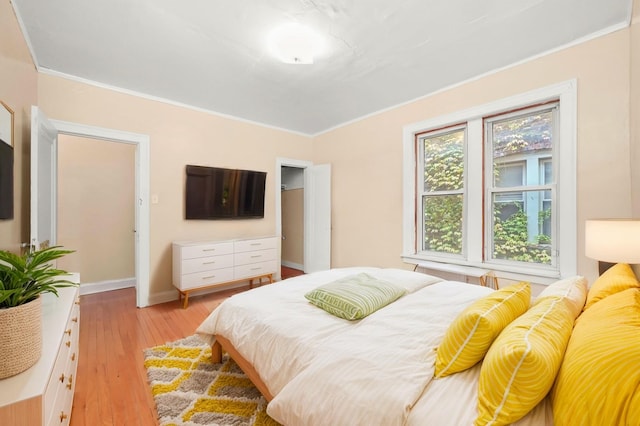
[268,23,324,65]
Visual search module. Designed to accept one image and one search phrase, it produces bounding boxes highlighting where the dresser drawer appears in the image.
[234,260,277,280]
[182,254,234,274]
[234,248,277,266]
[181,242,234,260]
[178,267,235,290]
[44,296,79,426]
[234,237,277,253]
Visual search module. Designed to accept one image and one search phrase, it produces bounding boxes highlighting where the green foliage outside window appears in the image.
[421,111,553,265]
[493,204,552,264]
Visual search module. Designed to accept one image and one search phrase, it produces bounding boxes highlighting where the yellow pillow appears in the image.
[475,297,574,426]
[584,263,639,310]
[552,288,640,426]
[434,282,530,378]
[534,275,588,318]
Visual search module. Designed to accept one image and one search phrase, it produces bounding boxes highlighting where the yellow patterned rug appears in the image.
[143,335,280,426]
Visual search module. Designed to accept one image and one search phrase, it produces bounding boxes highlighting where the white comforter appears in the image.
[196,267,553,426]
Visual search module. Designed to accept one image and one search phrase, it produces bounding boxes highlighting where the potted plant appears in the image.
[0,245,77,379]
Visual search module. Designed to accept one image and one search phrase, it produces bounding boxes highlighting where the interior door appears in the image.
[304,164,331,273]
[30,106,58,250]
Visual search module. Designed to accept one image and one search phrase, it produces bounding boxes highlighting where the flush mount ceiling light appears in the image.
[268,23,324,64]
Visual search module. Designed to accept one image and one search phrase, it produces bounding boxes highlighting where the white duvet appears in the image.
[196,267,553,426]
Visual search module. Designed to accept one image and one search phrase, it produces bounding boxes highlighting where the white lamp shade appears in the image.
[585,219,640,263]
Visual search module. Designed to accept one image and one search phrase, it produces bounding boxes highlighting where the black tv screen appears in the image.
[0,142,13,220]
[185,165,266,220]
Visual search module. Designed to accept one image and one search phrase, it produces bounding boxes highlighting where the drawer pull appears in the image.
[71,317,78,323]
[60,412,68,422]
[250,243,262,246]
[202,261,216,265]
[59,373,65,382]
[202,275,216,280]
[66,374,73,389]
[250,255,262,258]
[251,267,262,271]
[203,248,216,252]
[66,341,71,347]
[75,300,80,305]
[71,352,76,361]
[64,329,72,335]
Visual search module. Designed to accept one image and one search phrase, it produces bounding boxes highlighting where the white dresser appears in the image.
[0,285,80,425]
[173,236,278,308]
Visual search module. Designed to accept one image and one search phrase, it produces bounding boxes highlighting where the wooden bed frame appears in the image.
[212,335,274,401]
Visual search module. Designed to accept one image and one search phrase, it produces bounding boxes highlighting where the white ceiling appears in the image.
[12,0,632,135]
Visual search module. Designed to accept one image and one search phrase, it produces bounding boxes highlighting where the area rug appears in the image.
[143,334,280,426]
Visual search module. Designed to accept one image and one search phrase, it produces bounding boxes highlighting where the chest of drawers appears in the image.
[172,236,278,308]
[0,285,80,425]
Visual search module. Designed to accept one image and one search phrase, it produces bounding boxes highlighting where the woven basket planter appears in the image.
[0,297,42,379]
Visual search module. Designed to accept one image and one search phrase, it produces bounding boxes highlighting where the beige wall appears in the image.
[281,188,304,266]
[315,28,633,286]
[37,74,313,297]
[57,135,135,284]
[0,0,37,252]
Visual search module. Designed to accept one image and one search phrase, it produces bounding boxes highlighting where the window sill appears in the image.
[402,254,561,286]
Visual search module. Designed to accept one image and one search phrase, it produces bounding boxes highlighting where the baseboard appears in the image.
[281,260,303,271]
[80,277,136,296]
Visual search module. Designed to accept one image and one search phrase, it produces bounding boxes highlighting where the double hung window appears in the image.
[403,82,576,280]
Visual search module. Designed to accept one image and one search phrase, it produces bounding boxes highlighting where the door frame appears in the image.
[276,157,331,275]
[275,157,313,279]
[50,120,151,308]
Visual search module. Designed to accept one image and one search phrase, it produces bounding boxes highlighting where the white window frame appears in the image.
[417,124,467,258]
[402,80,577,283]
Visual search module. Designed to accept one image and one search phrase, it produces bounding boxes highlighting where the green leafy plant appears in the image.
[0,246,77,309]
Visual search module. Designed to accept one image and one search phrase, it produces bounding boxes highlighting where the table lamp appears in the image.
[585,219,640,275]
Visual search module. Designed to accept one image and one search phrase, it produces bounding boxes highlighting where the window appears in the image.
[403,81,577,281]
[487,105,557,267]
[419,126,465,255]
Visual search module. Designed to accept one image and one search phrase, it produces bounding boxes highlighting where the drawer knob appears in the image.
[59,373,65,382]
[71,352,76,361]
[60,412,68,422]
[66,374,73,390]
[75,300,80,305]
[71,317,78,323]
[64,329,72,336]
[66,341,71,347]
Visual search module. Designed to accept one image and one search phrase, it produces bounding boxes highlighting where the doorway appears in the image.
[275,158,331,277]
[31,107,151,307]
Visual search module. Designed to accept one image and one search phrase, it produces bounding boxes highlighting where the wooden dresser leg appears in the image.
[182,291,189,309]
[211,340,222,363]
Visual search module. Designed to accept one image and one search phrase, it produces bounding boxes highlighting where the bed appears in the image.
[196,265,640,426]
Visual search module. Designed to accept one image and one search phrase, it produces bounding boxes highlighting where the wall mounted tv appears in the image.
[0,141,13,220]
[185,165,266,220]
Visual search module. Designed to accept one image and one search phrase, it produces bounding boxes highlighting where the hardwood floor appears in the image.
[70,285,248,426]
[281,265,304,280]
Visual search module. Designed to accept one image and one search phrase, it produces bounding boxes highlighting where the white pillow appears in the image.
[534,276,587,318]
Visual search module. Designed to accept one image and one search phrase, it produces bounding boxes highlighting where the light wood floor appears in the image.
[69,285,248,426]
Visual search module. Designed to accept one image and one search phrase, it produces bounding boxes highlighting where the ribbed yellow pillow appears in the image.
[475,296,575,426]
[584,263,639,310]
[434,282,530,378]
[552,288,640,426]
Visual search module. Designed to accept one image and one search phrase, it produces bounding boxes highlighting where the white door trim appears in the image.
[275,158,313,278]
[50,120,151,308]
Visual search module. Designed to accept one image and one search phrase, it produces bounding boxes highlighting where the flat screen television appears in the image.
[185,165,266,220]
[0,141,13,220]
